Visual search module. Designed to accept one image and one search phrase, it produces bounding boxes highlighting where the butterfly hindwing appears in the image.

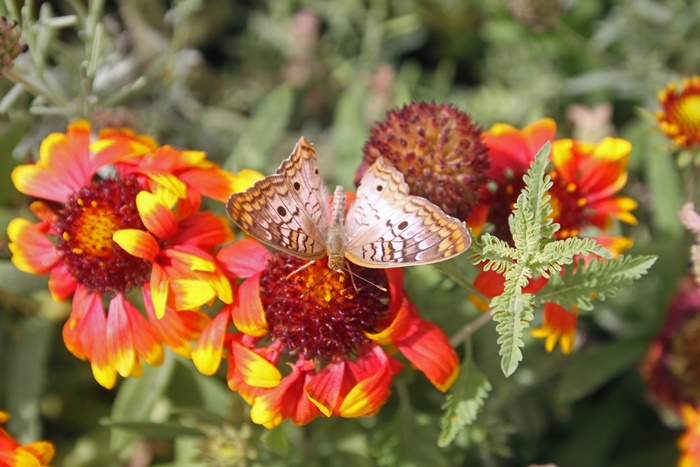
[344,158,471,268]
[226,137,329,260]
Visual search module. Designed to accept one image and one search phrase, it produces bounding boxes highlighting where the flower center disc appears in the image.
[55,176,151,294]
[259,254,390,362]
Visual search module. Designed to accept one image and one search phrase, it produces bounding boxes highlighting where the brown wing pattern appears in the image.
[226,137,329,259]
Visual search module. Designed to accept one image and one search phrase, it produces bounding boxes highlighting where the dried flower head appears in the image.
[359,102,489,221]
[0,17,27,76]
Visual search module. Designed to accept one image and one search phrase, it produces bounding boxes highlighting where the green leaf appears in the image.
[228,83,294,172]
[1,317,55,442]
[471,233,517,274]
[331,81,370,173]
[532,237,612,277]
[107,350,176,452]
[511,141,556,254]
[537,255,658,311]
[261,425,292,456]
[490,266,536,376]
[556,336,650,404]
[100,420,201,438]
[438,358,492,447]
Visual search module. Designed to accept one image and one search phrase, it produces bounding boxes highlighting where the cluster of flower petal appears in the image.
[192,238,460,428]
[0,411,55,467]
[9,121,238,388]
[641,279,700,466]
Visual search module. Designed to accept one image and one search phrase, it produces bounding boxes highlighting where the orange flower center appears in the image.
[259,254,390,362]
[55,176,151,294]
[674,95,700,136]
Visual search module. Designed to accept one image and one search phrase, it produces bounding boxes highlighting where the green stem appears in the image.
[4,67,70,107]
[450,311,492,347]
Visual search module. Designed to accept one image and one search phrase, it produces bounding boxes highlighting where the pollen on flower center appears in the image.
[259,253,390,362]
[55,176,151,294]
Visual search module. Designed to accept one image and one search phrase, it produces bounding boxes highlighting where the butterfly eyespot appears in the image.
[277,206,287,216]
[376,184,384,192]
[397,221,408,230]
[293,181,301,191]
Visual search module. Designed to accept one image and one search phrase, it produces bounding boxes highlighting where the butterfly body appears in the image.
[326,185,348,272]
[226,137,471,270]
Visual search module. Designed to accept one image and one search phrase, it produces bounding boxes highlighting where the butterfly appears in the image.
[226,136,471,274]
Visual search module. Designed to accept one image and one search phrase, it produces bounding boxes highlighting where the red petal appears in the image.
[305,359,348,417]
[339,346,396,417]
[395,313,460,392]
[192,310,230,375]
[171,212,234,251]
[123,295,163,366]
[233,272,268,337]
[216,239,270,278]
[49,264,77,301]
[136,191,178,240]
[106,294,136,377]
[7,218,59,274]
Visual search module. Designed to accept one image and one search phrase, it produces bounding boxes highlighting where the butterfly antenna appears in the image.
[285,260,316,280]
[342,261,388,293]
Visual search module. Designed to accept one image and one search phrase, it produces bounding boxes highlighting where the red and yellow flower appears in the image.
[657,76,700,149]
[478,118,637,241]
[0,410,54,467]
[193,238,460,428]
[642,278,700,411]
[8,120,238,389]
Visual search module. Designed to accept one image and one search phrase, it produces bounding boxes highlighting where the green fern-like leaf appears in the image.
[490,265,535,376]
[469,139,655,378]
[472,233,517,274]
[531,237,612,277]
[537,255,658,310]
[511,142,556,254]
[438,358,492,447]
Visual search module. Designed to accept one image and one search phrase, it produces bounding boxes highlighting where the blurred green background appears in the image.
[0,0,697,465]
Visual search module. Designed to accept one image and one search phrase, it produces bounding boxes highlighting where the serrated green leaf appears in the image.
[511,141,555,253]
[471,233,517,274]
[228,83,294,172]
[532,237,612,277]
[537,255,658,310]
[491,266,536,376]
[438,358,492,447]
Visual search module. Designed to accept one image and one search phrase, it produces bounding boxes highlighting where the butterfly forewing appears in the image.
[226,137,329,260]
[344,158,471,268]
